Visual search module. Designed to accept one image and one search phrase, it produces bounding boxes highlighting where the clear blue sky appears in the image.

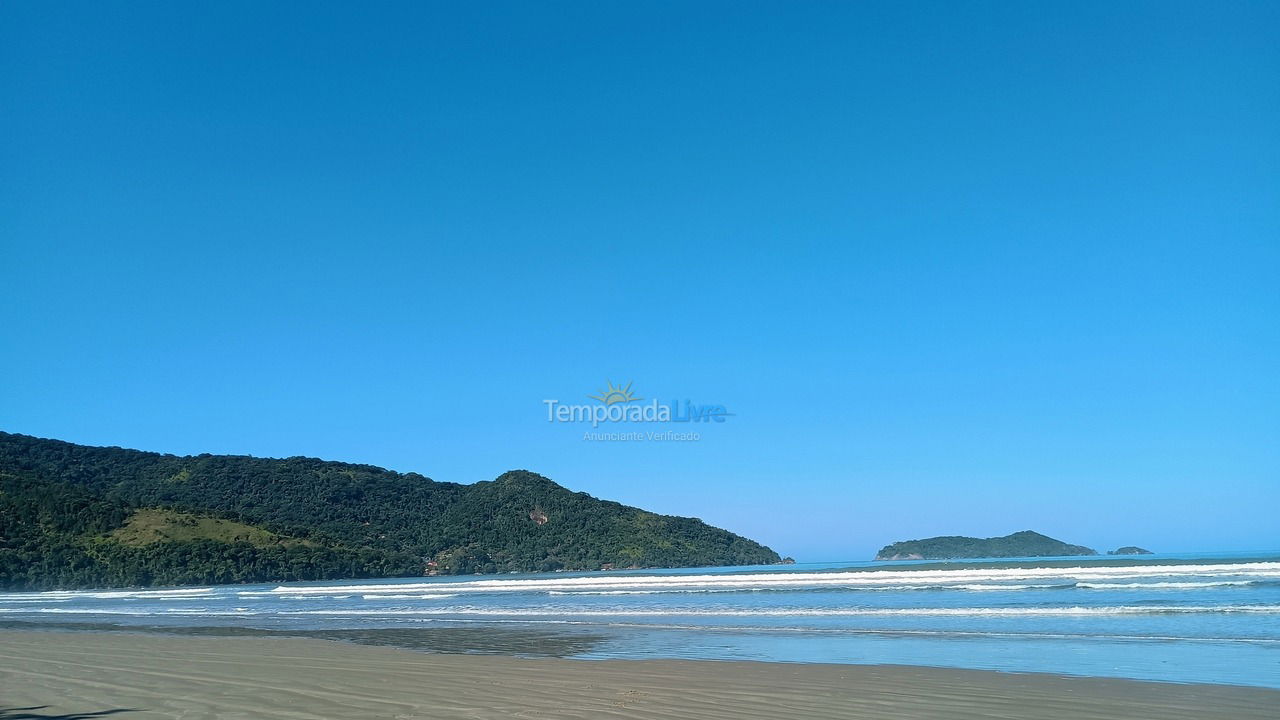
[2,2,1277,560]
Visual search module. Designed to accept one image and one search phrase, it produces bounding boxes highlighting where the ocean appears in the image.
[3,552,1277,688]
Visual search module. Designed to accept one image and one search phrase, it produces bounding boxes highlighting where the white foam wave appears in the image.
[547,588,750,596]
[1078,581,1256,590]
[360,593,459,600]
[0,588,215,601]
[0,607,259,616]
[278,604,1280,618]
[257,562,1280,597]
[953,584,1066,591]
[547,584,1059,594]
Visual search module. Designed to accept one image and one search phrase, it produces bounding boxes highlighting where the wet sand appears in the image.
[0,630,1276,719]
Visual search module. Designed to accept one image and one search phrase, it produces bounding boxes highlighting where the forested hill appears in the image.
[0,432,780,590]
[875,531,1098,560]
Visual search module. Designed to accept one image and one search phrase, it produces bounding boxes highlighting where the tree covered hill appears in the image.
[875,530,1098,560]
[0,432,780,590]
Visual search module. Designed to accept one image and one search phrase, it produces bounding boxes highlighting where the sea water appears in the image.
[3,552,1277,688]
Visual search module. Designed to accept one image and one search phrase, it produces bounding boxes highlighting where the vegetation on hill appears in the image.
[0,432,780,590]
[875,530,1097,560]
[109,509,303,548]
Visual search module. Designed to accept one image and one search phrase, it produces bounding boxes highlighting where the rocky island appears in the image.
[876,530,1098,560]
[1108,546,1154,555]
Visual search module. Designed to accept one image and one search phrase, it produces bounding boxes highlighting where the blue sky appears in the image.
[2,2,1277,560]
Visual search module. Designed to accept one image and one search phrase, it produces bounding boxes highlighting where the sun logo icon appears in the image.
[589,380,642,405]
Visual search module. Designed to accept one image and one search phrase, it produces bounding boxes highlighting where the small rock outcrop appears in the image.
[1107,546,1153,555]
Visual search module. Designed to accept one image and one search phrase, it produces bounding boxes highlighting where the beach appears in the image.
[1,630,1276,720]
[5,556,1278,687]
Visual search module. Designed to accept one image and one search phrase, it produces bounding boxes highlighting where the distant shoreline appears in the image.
[7,550,1276,594]
[2,630,1277,720]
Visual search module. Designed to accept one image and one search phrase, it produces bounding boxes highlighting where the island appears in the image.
[1108,546,1154,555]
[875,530,1098,560]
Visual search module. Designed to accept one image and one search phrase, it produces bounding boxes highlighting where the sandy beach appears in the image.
[1,630,1276,720]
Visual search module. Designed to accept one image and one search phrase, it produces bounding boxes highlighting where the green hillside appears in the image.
[109,509,302,548]
[0,432,780,590]
[875,530,1098,560]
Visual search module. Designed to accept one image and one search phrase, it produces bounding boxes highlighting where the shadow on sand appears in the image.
[0,708,136,719]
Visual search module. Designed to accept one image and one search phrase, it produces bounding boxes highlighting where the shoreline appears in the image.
[4,618,1278,689]
[3,630,1278,720]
